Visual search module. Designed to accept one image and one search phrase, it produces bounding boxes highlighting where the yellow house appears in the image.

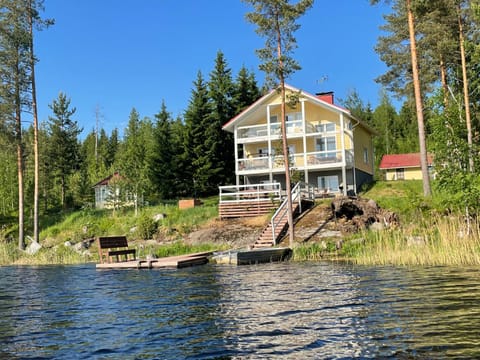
[222,84,376,195]
[379,153,434,181]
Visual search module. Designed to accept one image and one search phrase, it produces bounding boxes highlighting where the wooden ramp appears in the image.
[95,251,213,269]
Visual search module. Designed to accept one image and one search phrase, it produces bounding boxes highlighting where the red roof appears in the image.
[379,153,433,169]
[93,172,122,187]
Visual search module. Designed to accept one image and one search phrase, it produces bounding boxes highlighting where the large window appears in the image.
[286,112,302,122]
[318,175,339,191]
[315,136,336,158]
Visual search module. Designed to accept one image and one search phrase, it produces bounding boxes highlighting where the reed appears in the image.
[0,241,19,265]
[346,214,480,266]
[292,242,339,261]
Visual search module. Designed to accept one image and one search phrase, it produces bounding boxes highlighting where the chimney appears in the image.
[316,91,334,104]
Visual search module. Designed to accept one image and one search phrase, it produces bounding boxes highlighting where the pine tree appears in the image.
[243,0,314,246]
[0,0,32,248]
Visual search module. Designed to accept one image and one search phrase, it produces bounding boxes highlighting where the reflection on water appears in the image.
[1,262,480,359]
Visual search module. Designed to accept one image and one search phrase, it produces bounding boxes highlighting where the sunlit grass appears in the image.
[344,214,480,266]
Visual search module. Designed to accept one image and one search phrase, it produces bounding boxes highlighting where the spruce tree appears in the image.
[150,101,177,199]
[207,51,236,187]
[46,92,82,209]
[184,71,213,196]
[234,65,262,114]
[116,109,151,215]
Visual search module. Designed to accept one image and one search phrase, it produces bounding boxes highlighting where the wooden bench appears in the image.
[97,236,136,263]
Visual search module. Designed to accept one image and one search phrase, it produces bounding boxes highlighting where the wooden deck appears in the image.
[95,251,213,269]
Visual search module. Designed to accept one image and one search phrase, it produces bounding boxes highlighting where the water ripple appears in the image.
[1,263,480,358]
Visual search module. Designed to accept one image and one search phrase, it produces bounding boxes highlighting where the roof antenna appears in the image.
[316,75,328,86]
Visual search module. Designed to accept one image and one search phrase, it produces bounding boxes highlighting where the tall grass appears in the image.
[345,214,480,266]
[0,242,88,266]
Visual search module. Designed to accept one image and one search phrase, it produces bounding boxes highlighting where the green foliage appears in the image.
[46,92,82,209]
[429,93,480,214]
[154,241,221,258]
[136,212,157,240]
[243,0,314,88]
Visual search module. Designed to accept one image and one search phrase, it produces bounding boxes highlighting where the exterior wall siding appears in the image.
[384,168,423,181]
[353,125,374,175]
[227,85,376,194]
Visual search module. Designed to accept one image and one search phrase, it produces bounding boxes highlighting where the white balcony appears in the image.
[237,150,353,174]
[237,120,334,143]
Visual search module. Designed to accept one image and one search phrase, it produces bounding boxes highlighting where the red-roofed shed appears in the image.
[379,153,433,181]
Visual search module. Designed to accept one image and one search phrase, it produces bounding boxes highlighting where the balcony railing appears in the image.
[237,150,353,172]
[237,121,340,141]
[219,182,282,203]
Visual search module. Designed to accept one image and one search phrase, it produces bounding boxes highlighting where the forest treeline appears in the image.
[1,0,480,245]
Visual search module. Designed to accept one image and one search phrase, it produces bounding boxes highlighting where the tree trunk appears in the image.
[406,0,431,197]
[28,0,40,243]
[457,4,473,172]
[440,56,449,108]
[275,13,294,247]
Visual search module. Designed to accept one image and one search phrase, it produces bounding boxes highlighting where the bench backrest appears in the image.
[98,236,129,249]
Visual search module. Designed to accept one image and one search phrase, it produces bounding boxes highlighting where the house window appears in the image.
[318,175,339,191]
[363,147,369,164]
[286,112,302,122]
[316,122,335,133]
[270,115,278,123]
[396,168,405,180]
[316,136,336,158]
[258,148,269,157]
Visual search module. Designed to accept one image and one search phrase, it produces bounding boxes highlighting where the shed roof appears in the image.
[379,153,433,169]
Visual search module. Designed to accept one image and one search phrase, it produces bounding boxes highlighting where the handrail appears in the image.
[270,182,315,245]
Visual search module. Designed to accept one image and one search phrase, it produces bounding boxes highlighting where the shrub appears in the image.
[136,213,158,240]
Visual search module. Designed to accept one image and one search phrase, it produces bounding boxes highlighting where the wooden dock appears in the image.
[211,247,292,265]
[95,251,213,269]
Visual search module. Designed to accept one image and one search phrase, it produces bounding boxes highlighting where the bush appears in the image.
[136,213,158,240]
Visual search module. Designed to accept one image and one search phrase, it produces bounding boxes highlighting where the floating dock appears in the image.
[95,251,213,269]
[211,247,292,265]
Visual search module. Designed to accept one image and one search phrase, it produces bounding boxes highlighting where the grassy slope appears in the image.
[3,180,479,266]
[0,197,222,265]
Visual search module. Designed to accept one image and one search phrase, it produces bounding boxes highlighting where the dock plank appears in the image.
[96,251,213,269]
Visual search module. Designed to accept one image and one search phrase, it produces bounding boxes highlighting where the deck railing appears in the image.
[218,182,282,203]
[237,150,353,172]
[236,121,346,141]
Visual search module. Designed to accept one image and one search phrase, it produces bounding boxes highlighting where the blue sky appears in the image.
[34,0,391,137]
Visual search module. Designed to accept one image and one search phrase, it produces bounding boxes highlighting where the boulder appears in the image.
[153,213,166,222]
[26,241,42,255]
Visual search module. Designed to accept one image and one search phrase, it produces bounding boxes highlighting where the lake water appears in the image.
[1,262,479,359]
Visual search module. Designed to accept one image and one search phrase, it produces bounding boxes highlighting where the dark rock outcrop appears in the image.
[331,196,399,233]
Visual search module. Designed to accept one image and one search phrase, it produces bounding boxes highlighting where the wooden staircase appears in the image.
[252,183,315,249]
[252,203,299,248]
